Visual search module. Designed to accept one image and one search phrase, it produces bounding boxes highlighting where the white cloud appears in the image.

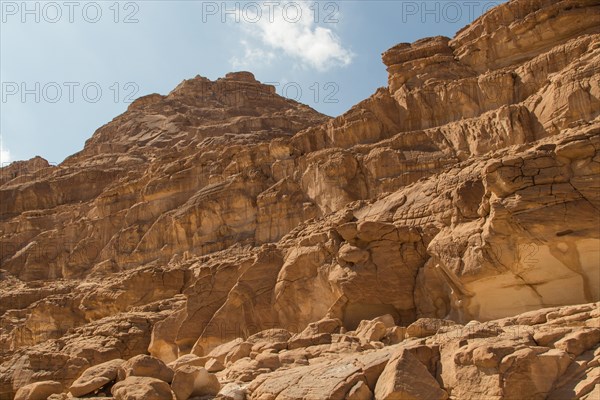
[230,40,276,69]
[0,144,11,166]
[231,1,353,71]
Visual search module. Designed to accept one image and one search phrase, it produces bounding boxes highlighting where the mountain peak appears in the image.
[223,71,258,82]
[64,72,328,165]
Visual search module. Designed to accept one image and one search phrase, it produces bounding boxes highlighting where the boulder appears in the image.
[288,317,342,349]
[225,342,253,365]
[255,352,281,370]
[118,355,174,383]
[374,348,448,400]
[14,381,63,400]
[218,382,247,400]
[69,358,125,397]
[355,319,388,343]
[204,358,225,373]
[406,318,457,339]
[168,354,208,371]
[112,376,174,400]
[346,380,373,400]
[171,366,220,400]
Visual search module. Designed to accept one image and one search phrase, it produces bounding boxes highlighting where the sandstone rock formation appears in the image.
[1,0,599,398]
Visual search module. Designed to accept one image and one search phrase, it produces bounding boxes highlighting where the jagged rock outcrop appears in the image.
[1,0,599,398]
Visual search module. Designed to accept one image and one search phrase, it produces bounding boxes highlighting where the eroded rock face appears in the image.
[1,0,600,398]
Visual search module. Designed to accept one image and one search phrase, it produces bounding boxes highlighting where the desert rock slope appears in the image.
[1,0,599,399]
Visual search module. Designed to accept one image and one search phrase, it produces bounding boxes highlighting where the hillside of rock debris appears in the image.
[1,0,599,399]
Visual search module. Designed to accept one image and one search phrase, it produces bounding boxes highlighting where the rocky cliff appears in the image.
[1,0,599,399]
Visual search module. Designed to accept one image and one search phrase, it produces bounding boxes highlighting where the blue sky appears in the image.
[1,0,505,165]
